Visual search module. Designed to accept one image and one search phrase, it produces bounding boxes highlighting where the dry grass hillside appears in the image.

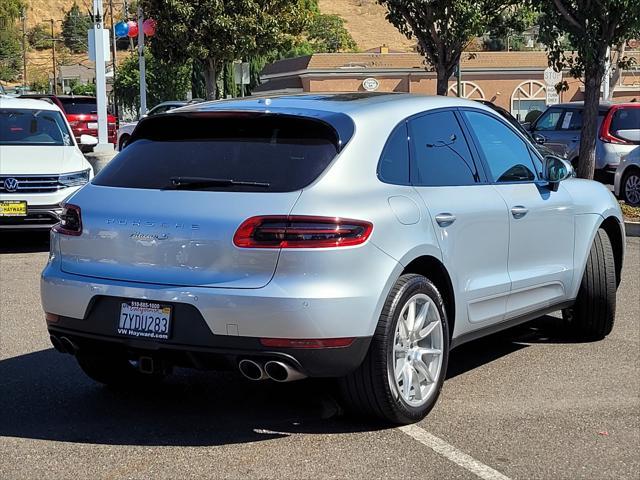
[318,0,415,52]
[26,0,413,51]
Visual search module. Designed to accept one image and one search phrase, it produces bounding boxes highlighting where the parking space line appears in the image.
[399,424,511,480]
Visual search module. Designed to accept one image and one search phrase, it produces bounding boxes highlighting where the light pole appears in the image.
[92,0,113,152]
[137,5,147,116]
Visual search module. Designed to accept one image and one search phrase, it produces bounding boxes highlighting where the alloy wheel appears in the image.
[390,293,444,407]
[624,173,640,206]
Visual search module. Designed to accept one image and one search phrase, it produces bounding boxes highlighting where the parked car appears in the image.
[117,100,202,150]
[529,102,640,181]
[475,100,555,157]
[42,93,624,424]
[0,96,94,230]
[614,148,640,206]
[19,94,118,150]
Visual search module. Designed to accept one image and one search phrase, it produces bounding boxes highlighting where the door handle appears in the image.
[435,213,456,227]
[511,206,529,219]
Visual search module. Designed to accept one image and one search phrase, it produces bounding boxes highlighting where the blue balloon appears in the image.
[114,21,129,37]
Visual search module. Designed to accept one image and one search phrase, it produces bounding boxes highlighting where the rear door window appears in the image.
[408,110,480,186]
[93,113,342,192]
[58,98,97,114]
[534,108,563,131]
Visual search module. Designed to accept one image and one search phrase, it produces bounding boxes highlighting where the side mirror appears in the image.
[543,155,573,192]
[79,134,98,146]
[532,133,546,145]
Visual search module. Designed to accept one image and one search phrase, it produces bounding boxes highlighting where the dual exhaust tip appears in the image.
[238,359,306,383]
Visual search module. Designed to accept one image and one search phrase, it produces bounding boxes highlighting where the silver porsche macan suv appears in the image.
[41,93,625,424]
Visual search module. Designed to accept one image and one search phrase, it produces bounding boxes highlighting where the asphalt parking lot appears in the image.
[1,232,638,479]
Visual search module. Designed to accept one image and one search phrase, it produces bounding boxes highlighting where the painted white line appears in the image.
[399,424,511,480]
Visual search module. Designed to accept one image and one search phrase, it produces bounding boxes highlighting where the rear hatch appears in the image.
[59,97,116,137]
[58,112,345,288]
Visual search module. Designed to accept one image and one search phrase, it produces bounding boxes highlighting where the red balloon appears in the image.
[143,18,156,36]
[127,20,138,38]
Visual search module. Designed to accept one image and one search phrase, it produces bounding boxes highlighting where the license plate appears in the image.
[87,122,98,129]
[0,200,27,217]
[117,301,172,340]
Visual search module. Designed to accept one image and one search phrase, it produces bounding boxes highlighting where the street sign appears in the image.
[88,30,111,62]
[543,67,562,86]
[546,89,560,105]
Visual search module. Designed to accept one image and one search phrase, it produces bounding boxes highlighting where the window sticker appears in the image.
[561,112,573,129]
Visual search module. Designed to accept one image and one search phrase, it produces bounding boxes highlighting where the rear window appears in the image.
[93,113,341,192]
[611,107,640,131]
[59,98,97,114]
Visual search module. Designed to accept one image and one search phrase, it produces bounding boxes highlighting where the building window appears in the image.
[448,81,485,99]
[511,80,547,122]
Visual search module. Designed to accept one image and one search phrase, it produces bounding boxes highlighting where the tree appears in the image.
[61,2,92,53]
[0,0,23,82]
[307,14,358,52]
[379,0,529,95]
[113,49,191,115]
[142,0,308,99]
[536,1,640,179]
[27,24,50,50]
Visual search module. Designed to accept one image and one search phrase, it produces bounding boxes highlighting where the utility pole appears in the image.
[50,19,57,94]
[21,8,27,89]
[109,0,118,119]
[137,5,147,116]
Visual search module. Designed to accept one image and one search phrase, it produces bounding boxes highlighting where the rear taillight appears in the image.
[233,215,373,249]
[53,204,82,236]
[599,106,633,145]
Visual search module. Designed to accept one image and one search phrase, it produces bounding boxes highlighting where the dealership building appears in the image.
[256,50,640,120]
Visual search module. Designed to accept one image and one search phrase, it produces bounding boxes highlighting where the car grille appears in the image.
[0,175,65,193]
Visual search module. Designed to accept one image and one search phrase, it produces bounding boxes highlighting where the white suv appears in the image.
[0,96,94,230]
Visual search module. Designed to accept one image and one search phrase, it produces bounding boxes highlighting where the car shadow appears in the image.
[0,231,50,254]
[0,314,585,446]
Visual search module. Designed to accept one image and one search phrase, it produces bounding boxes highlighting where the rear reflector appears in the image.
[260,337,355,349]
[233,215,373,248]
[45,312,60,323]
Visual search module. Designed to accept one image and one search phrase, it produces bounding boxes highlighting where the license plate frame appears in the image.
[117,300,172,340]
[0,200,28,217]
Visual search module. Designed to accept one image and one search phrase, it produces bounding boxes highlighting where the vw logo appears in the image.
[3,178,19,192]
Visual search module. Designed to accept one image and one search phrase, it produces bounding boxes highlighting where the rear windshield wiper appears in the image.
[162,176,271,190]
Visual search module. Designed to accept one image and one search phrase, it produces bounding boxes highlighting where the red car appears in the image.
[19,94,117,150]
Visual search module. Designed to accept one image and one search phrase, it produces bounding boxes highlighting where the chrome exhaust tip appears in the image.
[59,336,78,355]
[264,361,307,383]
[238,359,267,381]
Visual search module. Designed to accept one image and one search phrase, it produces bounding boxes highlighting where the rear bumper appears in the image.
[46,296,372,377]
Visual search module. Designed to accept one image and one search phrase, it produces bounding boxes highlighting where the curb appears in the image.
[624,221,640,238]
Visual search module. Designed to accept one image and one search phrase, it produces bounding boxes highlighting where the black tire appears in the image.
[339,274,450,424]
[621,167,640,207]
[119,134,130,151]
[562,228,616,340]
[76,352,165,387]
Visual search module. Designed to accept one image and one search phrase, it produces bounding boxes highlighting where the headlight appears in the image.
[59,169,90,187]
